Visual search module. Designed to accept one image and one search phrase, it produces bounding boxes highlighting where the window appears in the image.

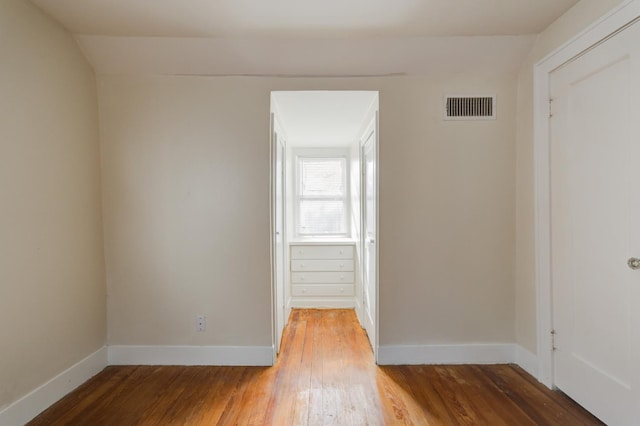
[295,152,349,237]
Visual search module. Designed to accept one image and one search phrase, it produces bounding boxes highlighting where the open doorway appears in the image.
[270,91,379,361]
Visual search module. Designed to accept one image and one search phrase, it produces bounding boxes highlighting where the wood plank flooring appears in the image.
[29,309,603,425]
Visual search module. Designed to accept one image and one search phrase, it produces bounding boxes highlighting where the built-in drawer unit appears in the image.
[291,259,354,272]
[291,285,352,297]
[290,243,355,298]
[290,245,352,260]
[291,271,355,284]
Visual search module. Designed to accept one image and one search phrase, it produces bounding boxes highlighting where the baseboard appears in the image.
[107,345,274,366]
[363,308,375,340]
[515,345,538,378]
[354,297,364,327]
[0,347,107,426]
[289,298,356,309]
[378,343,518,365]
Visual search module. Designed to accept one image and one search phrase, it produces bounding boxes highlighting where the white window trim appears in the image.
[293,148,350,238]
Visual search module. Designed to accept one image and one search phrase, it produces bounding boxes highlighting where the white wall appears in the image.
[514,0,624,353]
[0,0,105,411]
[98,73,517,350]
[98,76,273,347]
[379,76,517,345]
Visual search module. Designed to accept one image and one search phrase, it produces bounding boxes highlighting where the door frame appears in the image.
[270,112,288,363]
[533,0,640,388]
[360,112,379,361]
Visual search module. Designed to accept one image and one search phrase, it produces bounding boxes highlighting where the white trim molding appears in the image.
[377,344,526,366]
[107,345,274,366]
[515,346,538,379]
[533,0,640,388]
[0,347,107,426]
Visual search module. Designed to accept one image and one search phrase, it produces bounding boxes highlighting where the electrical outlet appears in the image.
[196,315,206,332]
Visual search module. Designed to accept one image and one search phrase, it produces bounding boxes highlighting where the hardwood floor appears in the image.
[29,309,603,425]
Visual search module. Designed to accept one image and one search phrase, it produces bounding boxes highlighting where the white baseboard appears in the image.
[354,298,364,327]
[378,343,518,366]
[289,298,356,309]
[0,347,107,426]
[0,341,540,426]
[515,345,538,378]
[107,345,274,366]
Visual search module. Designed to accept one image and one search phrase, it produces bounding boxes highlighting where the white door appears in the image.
[361,116,377,355]
[272,121,286,354]
[550,21,640,425]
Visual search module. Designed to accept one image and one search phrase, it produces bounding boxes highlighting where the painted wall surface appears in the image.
[515,0,624,353]
[98,74,516,349]
[0,0,105,410]
[98,76,273,346]
[378,76,517,345]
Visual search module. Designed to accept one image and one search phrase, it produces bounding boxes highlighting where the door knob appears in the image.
[628,257,640,270]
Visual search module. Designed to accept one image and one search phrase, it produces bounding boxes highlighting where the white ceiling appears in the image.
[31,0,578,38]
[272,91,378,147]
[30,0,579,76]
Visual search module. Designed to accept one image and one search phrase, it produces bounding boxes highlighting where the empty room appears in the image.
[1,0,639,424]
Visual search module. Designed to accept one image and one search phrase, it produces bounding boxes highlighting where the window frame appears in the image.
[293,148,350,238]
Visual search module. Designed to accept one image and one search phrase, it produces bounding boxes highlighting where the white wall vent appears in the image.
[444,95,496,120]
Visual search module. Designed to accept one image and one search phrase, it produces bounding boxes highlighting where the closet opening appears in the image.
[270,91,379,362]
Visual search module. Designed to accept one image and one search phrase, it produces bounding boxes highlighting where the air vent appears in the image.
[444,95,496,120]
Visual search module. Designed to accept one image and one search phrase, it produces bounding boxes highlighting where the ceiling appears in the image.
[31,0,578,38]
[30,0,579,76]
[272,91,378,147]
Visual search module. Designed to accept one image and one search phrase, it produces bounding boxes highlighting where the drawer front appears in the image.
[291,271,354,284]
[292,284,355,297]
[290,245,353,260]
[291,259,354,272]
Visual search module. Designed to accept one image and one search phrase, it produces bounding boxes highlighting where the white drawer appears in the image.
[292,284,355,297]
[291,271,354,284]
[291,259,354,272]
[290,245,353,260]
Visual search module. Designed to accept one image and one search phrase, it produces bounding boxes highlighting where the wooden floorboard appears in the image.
[29,309,604,425]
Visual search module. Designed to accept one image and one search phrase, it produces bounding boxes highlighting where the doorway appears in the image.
[547,20,640,425]
[535,12,640,425]
[270,91,379,360]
